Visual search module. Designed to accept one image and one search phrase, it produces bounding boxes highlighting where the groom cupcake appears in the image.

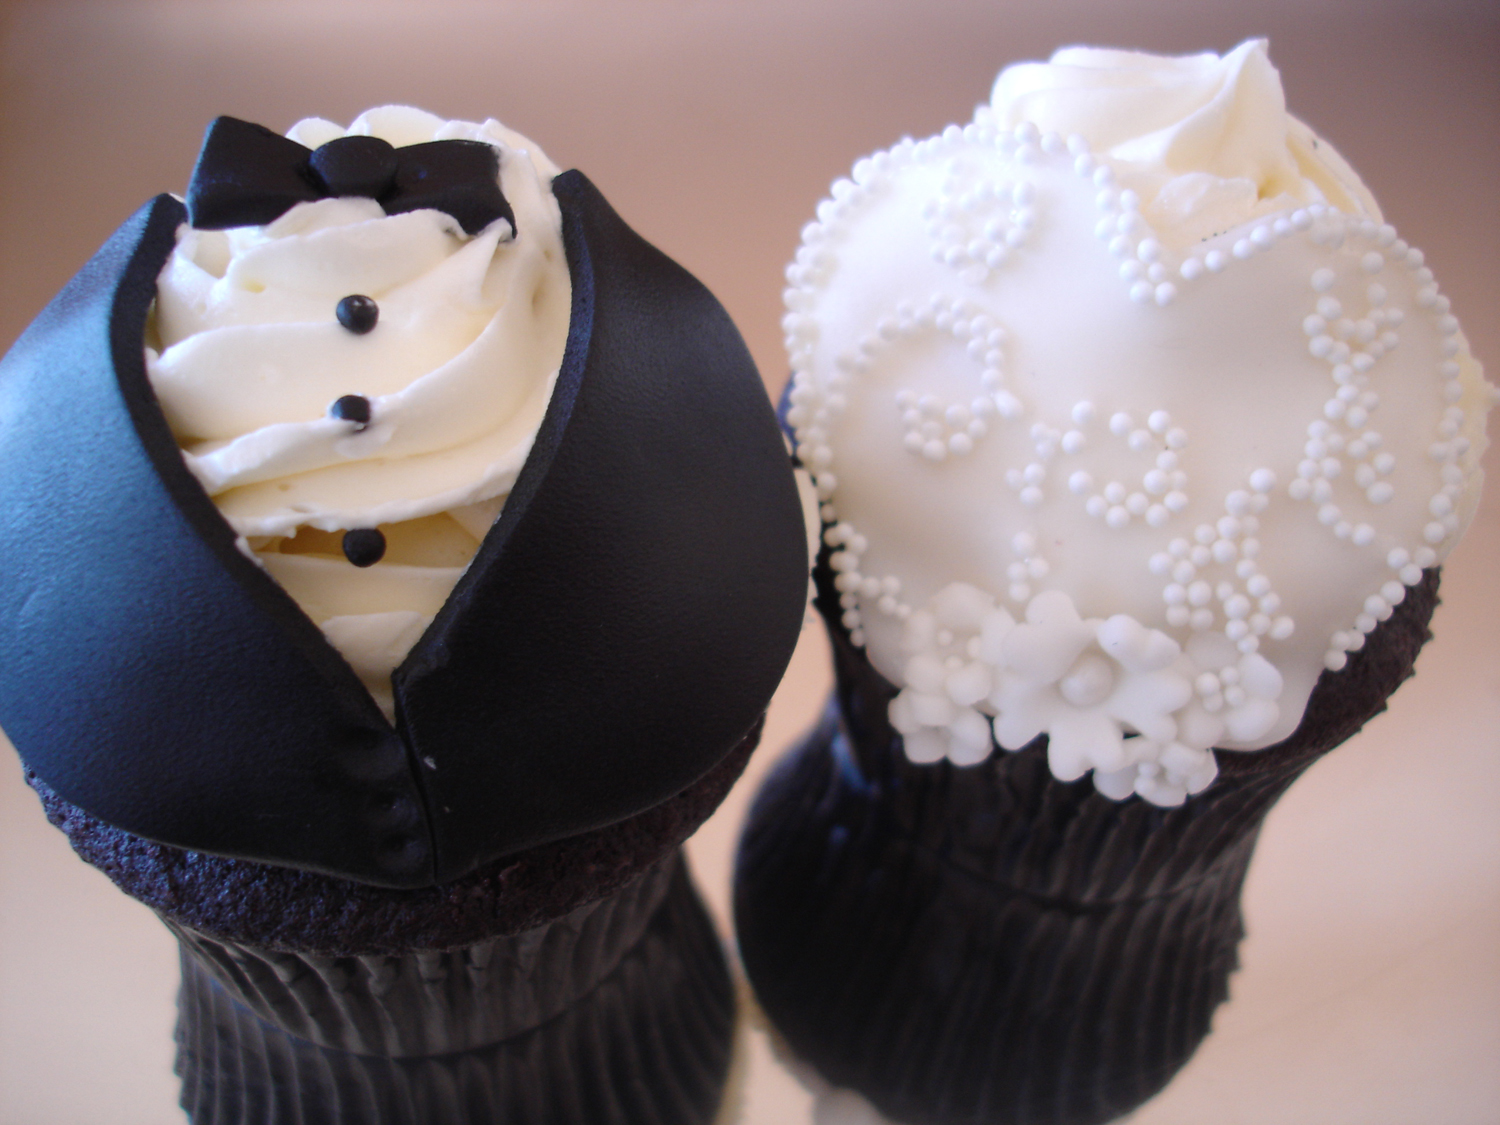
[0,106,807,1124]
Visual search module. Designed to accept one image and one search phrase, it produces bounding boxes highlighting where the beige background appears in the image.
[0,1,1496,1122]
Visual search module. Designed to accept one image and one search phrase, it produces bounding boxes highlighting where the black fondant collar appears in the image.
[0,172,806,888]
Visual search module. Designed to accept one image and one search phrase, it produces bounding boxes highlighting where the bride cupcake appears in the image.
[735,41,1491,1125]
[0,106,807,1124]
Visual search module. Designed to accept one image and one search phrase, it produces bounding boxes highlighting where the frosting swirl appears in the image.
[991,40,1381,246]
[148,106,570,716]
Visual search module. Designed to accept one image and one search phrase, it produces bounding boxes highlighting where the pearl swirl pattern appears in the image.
[782,52,1493,804]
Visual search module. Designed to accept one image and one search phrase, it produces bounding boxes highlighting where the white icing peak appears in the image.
[148,106,571,718]
[990,40,1381,247]
[786,47,1493,806]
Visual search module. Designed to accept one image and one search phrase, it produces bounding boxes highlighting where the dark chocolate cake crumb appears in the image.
[30,717,761,955]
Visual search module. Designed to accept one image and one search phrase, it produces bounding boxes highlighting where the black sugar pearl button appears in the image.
[309,135,399,199]
[330,394,372,428]
[342,528,387,567]
[336,295,378,334]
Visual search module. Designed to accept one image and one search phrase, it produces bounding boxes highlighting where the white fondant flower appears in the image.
[888,583,1009,766]
[988,596,1191,785]
[1093,634,1285,805]
[1178,632,1285,746]
[888,584,1212,805]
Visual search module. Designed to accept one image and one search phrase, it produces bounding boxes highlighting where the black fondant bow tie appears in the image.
[185,116,515,236]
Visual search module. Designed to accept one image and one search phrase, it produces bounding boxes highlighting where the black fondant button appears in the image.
[343,528,386,567]
[330,393,372,428]
[309,136,399,200]
[335,295,378,335]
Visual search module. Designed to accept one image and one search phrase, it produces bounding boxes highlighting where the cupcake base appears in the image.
[735,572,1438,1125]
[174,854,733,1125]
[30,721,760,1125]
[737,712,1265,1125]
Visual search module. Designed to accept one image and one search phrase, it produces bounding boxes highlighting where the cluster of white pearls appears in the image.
[1297,214,1407,517]
[1275,209,1469,671]
[1288,418,1385,537]
[1147,465,1290,656]
[1099,189,1181,306]
[923,172,1036,285]
[782,138,941,376]
[1004,530,1050,604]
[964,113,1065,163]
[1190,655,1275,717]
[1001,422,1064,507]
[1098,172,1322,308]
[784,371,843,502]
[823,519,889,648]
[1067,404,1191,531]
[879,299,1013,461]
[1177,209,1320,295]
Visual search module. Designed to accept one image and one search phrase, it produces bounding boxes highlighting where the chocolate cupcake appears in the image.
[735,41,1492,1125]
[0,107,808,1124]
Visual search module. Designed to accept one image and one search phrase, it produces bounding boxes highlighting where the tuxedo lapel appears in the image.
[0,195,428,887]
[398,172,807,882]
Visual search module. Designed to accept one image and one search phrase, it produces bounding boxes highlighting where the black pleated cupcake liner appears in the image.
[175,852,736,1125]
[737,718,1261,1125]
[165,858,676,1057]
[734,569,1439,1125]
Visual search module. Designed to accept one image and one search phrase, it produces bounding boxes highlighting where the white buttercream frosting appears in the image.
[991,40,1381,247]
[147,106,571,717]
[784,44,1493,805]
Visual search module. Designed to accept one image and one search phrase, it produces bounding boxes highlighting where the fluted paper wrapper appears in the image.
[736,572,1437,1125]
[171,852,734,1125]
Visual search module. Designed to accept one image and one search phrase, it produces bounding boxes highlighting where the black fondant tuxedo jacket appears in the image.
[0,172,807,888]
